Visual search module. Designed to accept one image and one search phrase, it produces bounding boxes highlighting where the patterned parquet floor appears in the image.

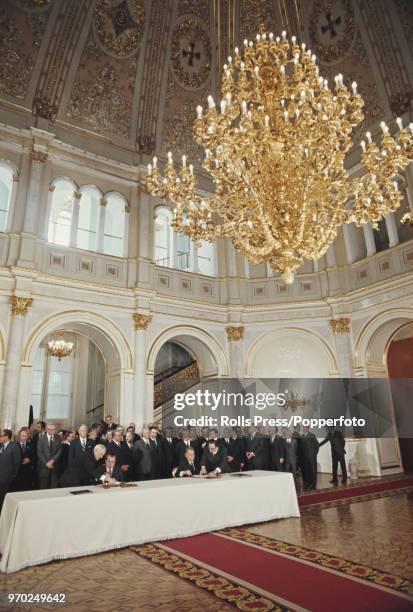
[249,487,413,580]
[0,474,412,611]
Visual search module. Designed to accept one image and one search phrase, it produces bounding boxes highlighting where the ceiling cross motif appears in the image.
[321,11,342,39]
[182,41,201,67]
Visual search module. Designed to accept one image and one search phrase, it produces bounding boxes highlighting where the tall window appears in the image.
[104,193,126,257]
[153,206,216,276]
[77,186,100,251]
[47,179,74,246]
[0,164,14,233]
[154,207,172,266]
[176,233,191,271]
[30,344,74,421]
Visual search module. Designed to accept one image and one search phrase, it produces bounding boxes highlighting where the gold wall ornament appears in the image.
[226,326,245,341]
[47,334,74,361]
[100,198,108,207]
[31,148,48,163]
[10,296,33,316]
[146,27,413,285]
[330,317,351,334]
[133,313,152,330]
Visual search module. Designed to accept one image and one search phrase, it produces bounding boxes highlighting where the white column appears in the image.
[326,244,336,268]
[313,259,320,272]
[133,314,152,427]
[362,224,376,257]
[97,198,106,252]
[5,174,19,233]
[342,225,358,263]
[226,326,245,377]
[1,297,32,428]
[226,239,237,276]
[190,240,199,273]
[405,165,413,214]
[22,150,48,235]
[384,212,399,247]
[123,206,130,258]
[70,191,81,248]
[266,262,274,277]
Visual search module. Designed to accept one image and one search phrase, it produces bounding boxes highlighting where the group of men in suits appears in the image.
[0,417,347,512]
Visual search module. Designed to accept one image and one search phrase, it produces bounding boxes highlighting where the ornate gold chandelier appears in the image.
[146,28,413,284]
[47,334,74,361]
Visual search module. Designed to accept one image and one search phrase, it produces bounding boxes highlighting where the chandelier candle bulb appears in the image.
[196,105,203,118]
[396,117,403,129]
[380,121,389,134]
[366,131,372,143]
[153,156,158,168]
[189,164,194,175]
[234,46,239,55]
[225,92,232,105]
[282,30,286,39]
[147,163,152,175]
[182,155,187,167]
[243,39,248,46]
[167,151,173,164]
[220,100,226,114]
[269,32,273,40]
[360,141,366,153]
[352,81,357,93]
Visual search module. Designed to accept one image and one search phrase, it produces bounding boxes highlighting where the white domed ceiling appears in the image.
[0,0,412,164]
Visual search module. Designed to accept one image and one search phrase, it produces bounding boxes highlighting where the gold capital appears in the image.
[330,317,350,334]
[10,296,33,316]
[133,313,152,330]
[226,326,245,341]
[31,148,48,163]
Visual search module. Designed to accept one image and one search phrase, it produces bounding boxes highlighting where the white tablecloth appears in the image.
[0,470,299,573]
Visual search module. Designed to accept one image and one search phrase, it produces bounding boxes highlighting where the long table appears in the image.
[0,470,300,573]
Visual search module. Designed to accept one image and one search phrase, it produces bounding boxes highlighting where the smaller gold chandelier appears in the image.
[401,212,413,227]
[48,334,74,361]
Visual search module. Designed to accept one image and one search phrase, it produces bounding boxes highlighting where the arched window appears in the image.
[47,179,75,246]
[0,163,14,233]
[103,193,126,257]
[154,207,172,266]
[77,186,100,252]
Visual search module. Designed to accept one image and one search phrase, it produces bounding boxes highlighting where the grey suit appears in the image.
[0,442,22,511]
[133,438,152,480]
[37,434,62,489]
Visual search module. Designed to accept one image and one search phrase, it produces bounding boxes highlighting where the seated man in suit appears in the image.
[0,429,21,512]
[175,429,200,469]
[200,440,228,476]
[98,453,124,483]
[175,447,198,477]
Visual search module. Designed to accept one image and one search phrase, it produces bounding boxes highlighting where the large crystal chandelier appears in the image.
[146,28,413,284]
[48,334,74,361]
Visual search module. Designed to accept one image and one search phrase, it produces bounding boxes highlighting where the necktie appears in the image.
[49,437,53,452]
[81,439,86,450]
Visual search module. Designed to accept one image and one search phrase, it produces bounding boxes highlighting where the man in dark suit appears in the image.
[127,423,140,444]
[37,423,62,489]
[0,429,21,511]
[301,426,319,489]
[67,425,94,485]
[60,443,108,487]
[107,429,133,480]
[31,420,46,461]
[57,430,75,478]
[97,453,124,483]
[12,428,35,491]
[319,428,347,484]
[197,427,210,456]
[133,427,153,480]
[245,426,268,470]
[201,440,228,475]
[148,426,162,479]
[269,427,287,471]
[175,430,201,469]
[175,447,198,477]
[102,414,117,434]
[221,428,245,472]
[161,427,178,478]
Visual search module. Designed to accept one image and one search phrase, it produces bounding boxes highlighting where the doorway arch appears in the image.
[17,310,133,430]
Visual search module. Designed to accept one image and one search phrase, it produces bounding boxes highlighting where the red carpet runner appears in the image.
[297,475,413,508]
[158,533,413,611]
[132,475,413,611]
